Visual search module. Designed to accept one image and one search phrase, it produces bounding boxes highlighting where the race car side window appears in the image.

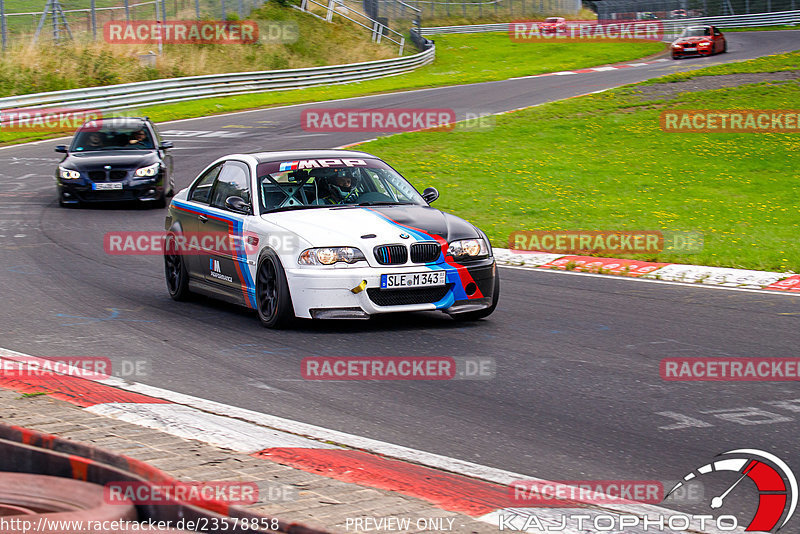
[190,163,223,204]
[210,161,252,212]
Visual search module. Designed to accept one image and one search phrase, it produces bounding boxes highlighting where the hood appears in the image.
[60,151,158,171]
[675,36,710,44]
[262,205,481,249]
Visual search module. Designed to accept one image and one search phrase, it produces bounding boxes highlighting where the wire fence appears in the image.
[0,0,269,49]
[594,0,799,20]
[364,0,582,26]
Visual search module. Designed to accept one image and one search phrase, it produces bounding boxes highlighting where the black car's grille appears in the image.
[88,170,106,182]
[374,245,408,265]
[410,243,441,264]
[367,284,452,306]
[110,170,128,181]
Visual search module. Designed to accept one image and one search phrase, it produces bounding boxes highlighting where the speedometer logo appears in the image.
[666,449,797,532]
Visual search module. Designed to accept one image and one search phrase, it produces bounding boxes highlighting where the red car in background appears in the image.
[539,17,567,34]
[671,25,726,59]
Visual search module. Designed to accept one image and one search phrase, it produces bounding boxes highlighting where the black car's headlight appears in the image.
[134,163,160,177]
[298,247,366,266]
[448,238,489,259]
[59,167,80,180]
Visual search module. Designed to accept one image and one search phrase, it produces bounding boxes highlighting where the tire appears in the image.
[671,54,680,60]
[451,274,499,322]
[722,41,727,53]
[153,193,167,209]
[256,250,295,328]
[164,235,191,301]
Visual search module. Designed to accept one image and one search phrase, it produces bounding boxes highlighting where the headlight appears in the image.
[447,238,489,259]
[59,167,80,180]
[298,247,366,266]
[134,163,160,177]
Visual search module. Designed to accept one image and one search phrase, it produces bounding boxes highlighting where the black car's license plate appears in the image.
[381,271,446,289]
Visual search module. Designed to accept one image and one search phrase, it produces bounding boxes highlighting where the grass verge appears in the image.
[0,34,665,145]
[352,51,800,272]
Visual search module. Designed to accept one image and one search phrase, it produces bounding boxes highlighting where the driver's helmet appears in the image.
[311,168,358,201]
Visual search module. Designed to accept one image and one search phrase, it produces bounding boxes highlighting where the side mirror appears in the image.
[159,141,173,150]
[225,196,251,214]
[422,187,439,204]
[55,145,68,153]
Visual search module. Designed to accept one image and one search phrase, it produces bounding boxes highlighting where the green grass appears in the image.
[0,33,664,144]
[352,52,800,272]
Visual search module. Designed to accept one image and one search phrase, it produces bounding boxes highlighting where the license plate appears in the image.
[683,47,696,51]
[93,182,123,191]
[381,271,446,289]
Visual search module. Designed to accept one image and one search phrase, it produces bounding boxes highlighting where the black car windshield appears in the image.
[680,27,711,37]
[256,158,427,212]
[70,125,155,152]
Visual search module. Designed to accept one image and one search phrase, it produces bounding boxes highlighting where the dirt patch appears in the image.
[633,70,800,100]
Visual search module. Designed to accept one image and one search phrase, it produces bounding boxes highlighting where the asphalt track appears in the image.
[1,31,800,526]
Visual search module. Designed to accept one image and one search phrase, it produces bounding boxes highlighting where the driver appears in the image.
[312,168,359,204]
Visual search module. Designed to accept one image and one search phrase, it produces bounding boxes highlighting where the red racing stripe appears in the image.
[0,375,170,407]
[253,448,511,516]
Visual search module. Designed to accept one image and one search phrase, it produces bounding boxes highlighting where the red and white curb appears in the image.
[495,248,800,293]
[0,347,742,533]
[510,58,670,80]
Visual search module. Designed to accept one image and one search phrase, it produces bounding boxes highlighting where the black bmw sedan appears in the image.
[55,117,175,208]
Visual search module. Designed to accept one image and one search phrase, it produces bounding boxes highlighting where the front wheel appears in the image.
[256,250,295,328]
[164,235,191,301]
[451,275,499,322]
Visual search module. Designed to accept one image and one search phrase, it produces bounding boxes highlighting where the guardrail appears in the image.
[422,11,799,35]
[662,9,800,38]
[0,46,434,114]
[421,22,509,34]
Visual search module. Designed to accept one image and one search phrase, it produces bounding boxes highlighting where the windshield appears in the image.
[70,124,154,152]
[256,158,426,212]
[680,27,711,37]
[544,17,560,22]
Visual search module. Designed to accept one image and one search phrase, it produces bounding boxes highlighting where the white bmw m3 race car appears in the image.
[164,150,499,327]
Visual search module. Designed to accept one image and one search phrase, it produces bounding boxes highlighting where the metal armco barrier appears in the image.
[420,22,510,34]
[0,46,435,114]
[421,11,799,34]
[0,423,329,534]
